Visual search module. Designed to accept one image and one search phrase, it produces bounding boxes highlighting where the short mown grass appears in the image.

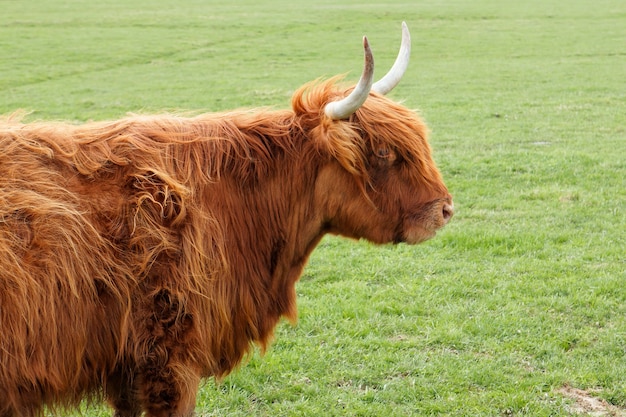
[2,0,625,415]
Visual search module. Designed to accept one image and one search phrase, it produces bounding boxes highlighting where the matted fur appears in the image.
[0,79,450,416]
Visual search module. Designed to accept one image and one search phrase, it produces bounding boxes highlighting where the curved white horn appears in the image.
[371,22,411,95]
[324,36,375,120]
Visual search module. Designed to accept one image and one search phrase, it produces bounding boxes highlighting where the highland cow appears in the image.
[0,23,453,416]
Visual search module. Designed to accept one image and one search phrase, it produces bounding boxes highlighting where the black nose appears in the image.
[442,203,454,223]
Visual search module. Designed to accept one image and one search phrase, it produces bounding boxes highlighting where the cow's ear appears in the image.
[310,117,366,177]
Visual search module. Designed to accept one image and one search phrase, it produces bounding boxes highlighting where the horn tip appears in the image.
[401,21,410,38]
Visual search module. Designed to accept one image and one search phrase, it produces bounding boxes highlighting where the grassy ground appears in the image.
[2,0,625,415]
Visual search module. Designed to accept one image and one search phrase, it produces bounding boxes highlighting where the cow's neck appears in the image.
[208,163,326,373]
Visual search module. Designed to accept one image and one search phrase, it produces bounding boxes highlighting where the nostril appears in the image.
[442,203,454,223]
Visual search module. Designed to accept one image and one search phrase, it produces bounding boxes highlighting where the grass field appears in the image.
[2,0,625,415]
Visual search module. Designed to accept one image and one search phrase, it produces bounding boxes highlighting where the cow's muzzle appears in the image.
[442,200,454,225]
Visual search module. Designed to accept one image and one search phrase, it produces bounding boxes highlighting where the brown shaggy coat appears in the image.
[0,80,451,416]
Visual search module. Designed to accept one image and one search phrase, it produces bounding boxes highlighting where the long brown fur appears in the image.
[0,79,450,416]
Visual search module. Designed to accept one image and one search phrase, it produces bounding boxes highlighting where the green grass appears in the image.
[2,0,626,415]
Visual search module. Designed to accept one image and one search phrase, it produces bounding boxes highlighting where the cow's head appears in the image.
[293,22,453,244]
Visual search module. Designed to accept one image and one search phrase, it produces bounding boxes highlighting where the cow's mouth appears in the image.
[399,226,437,245]
[399,198,454,244]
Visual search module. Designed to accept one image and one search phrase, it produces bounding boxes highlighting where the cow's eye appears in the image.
[375,146,397,163]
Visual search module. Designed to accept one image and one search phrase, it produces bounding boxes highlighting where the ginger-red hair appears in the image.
[0,77,449,415]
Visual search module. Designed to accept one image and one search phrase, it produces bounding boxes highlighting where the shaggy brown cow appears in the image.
[0,23,453,416]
